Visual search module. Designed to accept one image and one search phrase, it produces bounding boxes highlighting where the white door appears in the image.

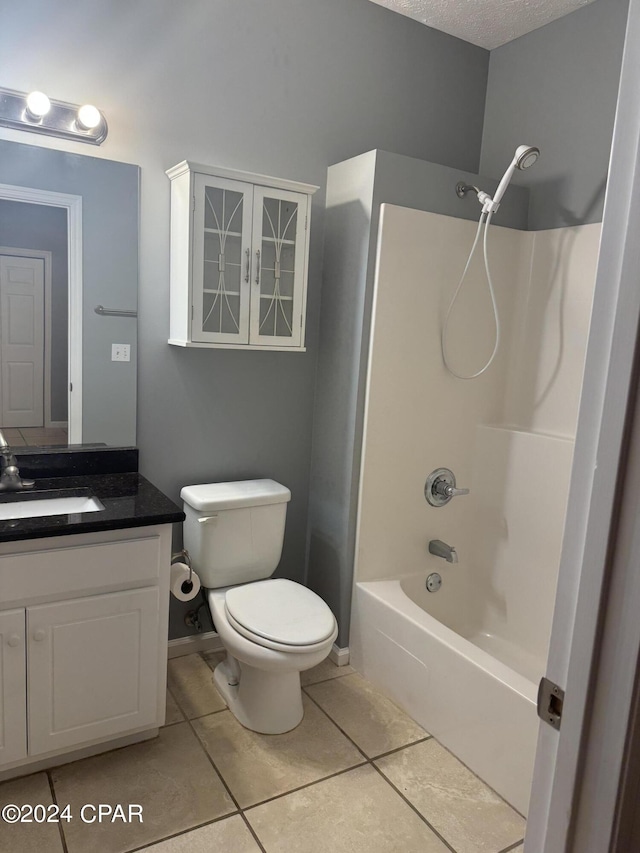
[0,608,27,766]
[0,255,45,428]
[526,2,640,850]
[27,587,159,756]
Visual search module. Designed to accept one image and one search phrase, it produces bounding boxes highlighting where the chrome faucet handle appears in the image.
[436,482,470,499]
[425,468,470,507]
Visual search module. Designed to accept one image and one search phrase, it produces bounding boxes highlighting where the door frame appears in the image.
[0,185,82,443]
[0,248,55,429]
[526,0,640,849]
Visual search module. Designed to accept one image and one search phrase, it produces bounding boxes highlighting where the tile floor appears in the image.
[2,426,69,447]
[0,653,526,853]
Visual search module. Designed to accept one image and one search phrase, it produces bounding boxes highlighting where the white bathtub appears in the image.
[350,573,539,816]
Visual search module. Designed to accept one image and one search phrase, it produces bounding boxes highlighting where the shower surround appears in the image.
[350,203,601,814]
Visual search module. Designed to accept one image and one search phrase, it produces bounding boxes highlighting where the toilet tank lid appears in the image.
[180,479,291,511]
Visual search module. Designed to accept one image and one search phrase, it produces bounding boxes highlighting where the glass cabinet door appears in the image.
[249,187,308,348]
[192,175,253,344]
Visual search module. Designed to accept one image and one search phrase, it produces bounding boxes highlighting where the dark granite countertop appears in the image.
[0,472,185,544]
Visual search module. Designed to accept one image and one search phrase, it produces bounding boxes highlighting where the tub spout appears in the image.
[429,539,458,563]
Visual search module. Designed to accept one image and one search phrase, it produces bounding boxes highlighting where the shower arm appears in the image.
[455,182,481,199]
[455,182,495,212]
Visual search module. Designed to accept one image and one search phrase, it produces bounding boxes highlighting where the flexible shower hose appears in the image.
[441,210,499,380]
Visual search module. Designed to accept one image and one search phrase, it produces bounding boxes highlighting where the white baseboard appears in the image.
[167,631,223,659]
[329,644,350,666]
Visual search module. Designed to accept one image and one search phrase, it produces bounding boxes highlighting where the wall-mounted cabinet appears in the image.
[167,162,318,351]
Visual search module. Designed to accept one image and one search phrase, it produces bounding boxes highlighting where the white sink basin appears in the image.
[0,495,105,521]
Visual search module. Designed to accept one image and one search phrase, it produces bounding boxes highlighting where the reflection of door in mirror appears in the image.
[0,200,69,447]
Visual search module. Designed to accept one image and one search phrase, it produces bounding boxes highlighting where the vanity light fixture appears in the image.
[0,87,108,145]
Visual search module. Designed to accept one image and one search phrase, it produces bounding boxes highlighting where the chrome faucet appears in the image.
[429,539,458,563]
[0,430,34,492]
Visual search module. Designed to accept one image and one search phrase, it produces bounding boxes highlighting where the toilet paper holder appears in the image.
[171,548,194,594]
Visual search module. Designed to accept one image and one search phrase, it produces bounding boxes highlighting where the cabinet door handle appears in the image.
[7,634,21,648]
[255,250,261,286]
[245,248,250,283]
[33,630,46,643]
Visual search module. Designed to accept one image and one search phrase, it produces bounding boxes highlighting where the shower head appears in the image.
[515,145,540,170]
[478,144,540,214]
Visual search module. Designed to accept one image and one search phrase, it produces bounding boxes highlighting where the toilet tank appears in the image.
[180,479,291,588]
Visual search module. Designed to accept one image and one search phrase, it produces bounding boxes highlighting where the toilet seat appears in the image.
[224,578,336,653]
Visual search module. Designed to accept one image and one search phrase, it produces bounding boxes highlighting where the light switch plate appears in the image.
[111,344,131,362]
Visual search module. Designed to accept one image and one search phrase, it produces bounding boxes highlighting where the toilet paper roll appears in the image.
[170,561,201,602]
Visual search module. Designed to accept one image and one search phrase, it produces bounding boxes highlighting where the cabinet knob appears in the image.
[7,634,21,647]
[33,630,46,643]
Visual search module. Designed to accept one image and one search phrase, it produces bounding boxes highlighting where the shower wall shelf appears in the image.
[166,161,318,351]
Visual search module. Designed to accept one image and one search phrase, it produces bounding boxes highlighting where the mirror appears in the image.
[0,139,139,449]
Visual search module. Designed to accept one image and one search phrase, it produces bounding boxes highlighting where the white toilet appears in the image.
[180,479,338,734]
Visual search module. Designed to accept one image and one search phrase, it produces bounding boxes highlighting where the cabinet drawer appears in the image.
[0,534,162,603]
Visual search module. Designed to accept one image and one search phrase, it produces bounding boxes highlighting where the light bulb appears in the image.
[76,104,101,131]
[25,91,50,120]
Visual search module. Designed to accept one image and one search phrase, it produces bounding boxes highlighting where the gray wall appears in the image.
[0,0,489,639]
[481,0,630,230]
[0,200,68,422]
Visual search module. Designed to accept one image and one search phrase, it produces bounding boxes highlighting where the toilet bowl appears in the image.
[180,479,338,734]
[209,580,338,733]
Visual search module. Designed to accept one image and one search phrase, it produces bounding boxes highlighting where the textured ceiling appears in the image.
[368,0,597,49]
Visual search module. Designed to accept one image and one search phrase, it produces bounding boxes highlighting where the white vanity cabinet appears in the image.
[167,161,318,351]
[0,524,172,778]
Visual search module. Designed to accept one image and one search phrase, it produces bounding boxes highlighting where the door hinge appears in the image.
[305,215,308,231]
[537,676,565,730]
[193,196,196,212]
[69,382,73,392]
